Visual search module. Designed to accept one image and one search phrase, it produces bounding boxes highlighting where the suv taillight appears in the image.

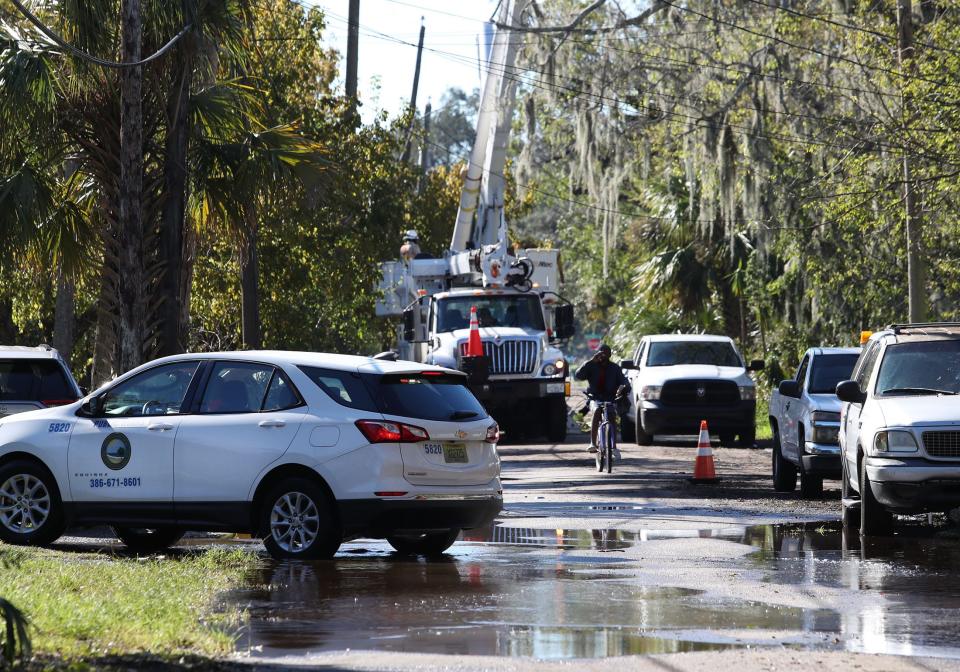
[485,422,500,444]
[355,420,430,444]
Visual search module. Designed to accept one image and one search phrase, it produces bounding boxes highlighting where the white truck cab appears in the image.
[838,324,960,535]
[621,334,763,446]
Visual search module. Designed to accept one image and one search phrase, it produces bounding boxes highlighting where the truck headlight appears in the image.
[811,411,841,445]
[874,430,918,453]
[641,385,661,401]
[739,385,756,401]
[541,359,565,377]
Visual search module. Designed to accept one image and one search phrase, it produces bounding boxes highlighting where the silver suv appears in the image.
[0,346,82,417]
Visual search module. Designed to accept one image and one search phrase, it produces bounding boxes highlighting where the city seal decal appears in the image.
[101,433,131,471]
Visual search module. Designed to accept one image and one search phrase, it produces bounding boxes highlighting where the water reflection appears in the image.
[223,521,960,660]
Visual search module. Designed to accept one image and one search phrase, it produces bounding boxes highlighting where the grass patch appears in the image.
[0,545,257,659]
[755,384,773,442]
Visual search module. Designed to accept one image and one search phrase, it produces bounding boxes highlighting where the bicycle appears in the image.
[586,394,619,473]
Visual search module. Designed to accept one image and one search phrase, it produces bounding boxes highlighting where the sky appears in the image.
[307,0,499,122]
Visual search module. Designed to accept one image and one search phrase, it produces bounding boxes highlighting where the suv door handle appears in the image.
[148,422,174,431]
[259,419,286,428]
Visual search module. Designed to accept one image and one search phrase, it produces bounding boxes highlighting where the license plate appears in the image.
[546,382,565,394]
[443,442,469,464]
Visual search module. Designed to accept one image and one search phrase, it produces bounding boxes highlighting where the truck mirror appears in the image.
[402,306,416,342]
[835,380,866,404]
[748,359,765,371]
[620,359,636,370]
[554,304,575,339]
[778,379,801,398]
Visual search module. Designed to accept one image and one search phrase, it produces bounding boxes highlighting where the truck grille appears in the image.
[922,431,960,458]
[459,339,538,375]
[661,380,740,406]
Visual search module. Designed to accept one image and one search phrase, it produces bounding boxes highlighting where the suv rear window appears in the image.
[0,359,76,403]
[299,367,488,422]
[646,341,742,367]
[368,373,488,422]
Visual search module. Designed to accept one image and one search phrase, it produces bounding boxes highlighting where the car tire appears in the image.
[635,414,653,446]
[0,460,66,547]
[545,397,568,443]
[859,457,893,536]
[797,428,824,499]
[841,455,858,529]
[738,428,756,448]
[387,528,460,556]
[772,429,797,492]
[114,527,184,554]
[261,477,340,560]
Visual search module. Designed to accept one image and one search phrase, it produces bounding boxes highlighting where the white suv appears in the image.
[0,351,502,558]
[0,345,82,416]
[621,335,763,446]
[838,324,960,535]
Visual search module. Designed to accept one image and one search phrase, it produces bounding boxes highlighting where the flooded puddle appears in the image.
[223,521,960,660]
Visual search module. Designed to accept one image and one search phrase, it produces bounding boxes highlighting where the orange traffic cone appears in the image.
[466,305,484,357]
[690,420,719,484]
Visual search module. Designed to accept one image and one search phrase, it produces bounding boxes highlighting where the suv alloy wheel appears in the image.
[261,477,340,559]
[0,460,65,546]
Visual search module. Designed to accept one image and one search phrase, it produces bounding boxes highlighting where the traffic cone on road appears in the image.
[690,420,719,484]
[466,305,484,357]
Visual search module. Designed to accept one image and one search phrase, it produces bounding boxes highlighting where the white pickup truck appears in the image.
[769,347,860,498]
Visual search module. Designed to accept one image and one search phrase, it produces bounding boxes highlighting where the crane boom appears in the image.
[450,0,527,253]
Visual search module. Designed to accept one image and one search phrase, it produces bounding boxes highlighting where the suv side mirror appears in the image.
[778,379,801,398]
[402,306,416,342]
[553,304,575,340]
[620,359,636,370]
[836,380,866,404]
[83,394,104,417]
[748,359,765,371]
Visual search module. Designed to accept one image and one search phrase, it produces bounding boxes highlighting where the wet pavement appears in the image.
[222,520,960,661]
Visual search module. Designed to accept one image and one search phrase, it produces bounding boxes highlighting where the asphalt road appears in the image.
[223,430,960,671]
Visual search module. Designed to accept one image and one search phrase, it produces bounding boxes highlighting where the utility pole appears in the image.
[345,0,359,99]
[897,0,927,322]
[418,99,432,193]
[401,19,426,164]
[118,0,146,372]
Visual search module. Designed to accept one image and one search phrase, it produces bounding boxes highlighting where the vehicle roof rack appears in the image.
[887,322,960,335]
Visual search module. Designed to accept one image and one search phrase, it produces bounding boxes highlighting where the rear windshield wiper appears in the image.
[881,387,959,396]
[450,410,479,420]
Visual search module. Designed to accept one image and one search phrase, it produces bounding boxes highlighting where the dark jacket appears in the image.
[575,358,629,401]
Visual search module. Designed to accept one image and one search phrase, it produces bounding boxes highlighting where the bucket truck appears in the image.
[375,0,575,441]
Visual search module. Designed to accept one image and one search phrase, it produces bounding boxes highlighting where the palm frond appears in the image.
[0,597,30,667]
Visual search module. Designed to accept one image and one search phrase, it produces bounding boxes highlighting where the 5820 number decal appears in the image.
[89,477,141,489]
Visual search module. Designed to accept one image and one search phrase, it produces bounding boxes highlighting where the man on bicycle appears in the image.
[575,344,630,457]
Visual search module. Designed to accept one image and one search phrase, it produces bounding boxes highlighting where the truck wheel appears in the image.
[387,528,460,556]
[635,414,653,446]
[772,429,797,492]
[114,527,184,554]
[545,397,568,443]
[0,460,66,547]
[841,456,858,529]
[859,458,893,536]
[261,477,341,559]
[797,428,824,498]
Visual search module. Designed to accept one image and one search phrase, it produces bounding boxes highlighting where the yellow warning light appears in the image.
[565,381,571,397]
[860,330,873,345]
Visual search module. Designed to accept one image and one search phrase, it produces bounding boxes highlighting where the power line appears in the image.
[8,0,191,69]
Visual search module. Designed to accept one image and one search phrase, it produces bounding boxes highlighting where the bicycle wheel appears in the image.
[596,423,606,472]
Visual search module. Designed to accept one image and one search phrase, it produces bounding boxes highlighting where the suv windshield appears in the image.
[875,340,960,396]
[809,354,860,394]
[646,341,742,367]
[436,295,545,332]
[0,359,76,403]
